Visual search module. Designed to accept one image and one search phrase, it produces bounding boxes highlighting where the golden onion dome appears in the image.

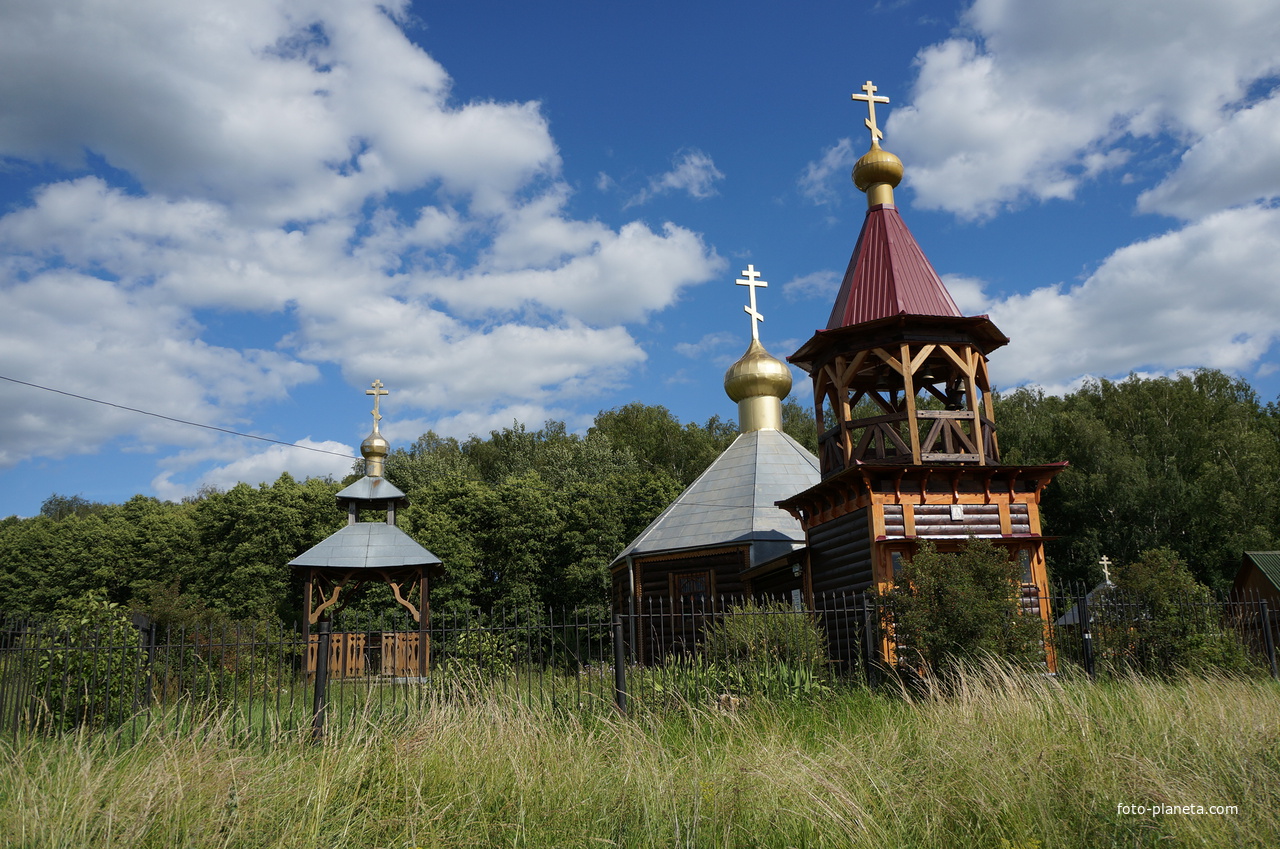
[724,338,792,403]
[852,145,903,193]
[361,430,389,458]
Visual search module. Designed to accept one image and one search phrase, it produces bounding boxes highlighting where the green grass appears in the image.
[2,665,1278,848]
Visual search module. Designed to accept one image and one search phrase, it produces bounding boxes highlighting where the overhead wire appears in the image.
[0,373,360,461]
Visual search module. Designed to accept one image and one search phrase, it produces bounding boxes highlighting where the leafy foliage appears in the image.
[1089,548,1255,676]
[699,600,833,700]
[879,539,1045,676]
[2,375,1276,626]
[996,370,1280,589]
[28,592,144,730]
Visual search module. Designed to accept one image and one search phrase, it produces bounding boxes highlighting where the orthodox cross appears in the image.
[852,80,890,146]
[736,265,768,341]
[366,379,388,428]
[1099,555,1113,585]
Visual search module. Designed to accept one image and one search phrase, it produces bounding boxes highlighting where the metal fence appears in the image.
[1,588,1276,741]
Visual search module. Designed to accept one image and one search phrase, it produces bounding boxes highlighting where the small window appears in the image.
[1017,549,1033,583]
[672,570,711,605]
[891,551,905,578]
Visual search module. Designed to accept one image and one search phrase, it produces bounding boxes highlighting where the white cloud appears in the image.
[0,0,558,224]
[424,405,590,442]
[798,138,855,206]
[1138,91,1280,219]
[152,438,357,502]
[674,332,737,358]
[782,270,841,302]
[0,268,317,468]
[889,0,1280,219]
[940,274,991,315]
[0,0,723,492]
[986,205,1280,387]
[628,149,725,207]
[415,219,723,325]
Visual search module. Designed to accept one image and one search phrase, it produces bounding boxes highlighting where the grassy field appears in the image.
[2,665,1277,848]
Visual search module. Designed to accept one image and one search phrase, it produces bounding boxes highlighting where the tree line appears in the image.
[1,370,1277,625]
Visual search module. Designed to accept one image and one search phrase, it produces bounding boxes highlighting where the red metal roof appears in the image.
[826,204,961,329]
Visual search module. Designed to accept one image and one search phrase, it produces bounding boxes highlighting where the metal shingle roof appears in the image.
[289,522,441,570]
[1243,552,1280,589]
[335,475,407,504]
[826,204,961,330]
[612,429,820,569]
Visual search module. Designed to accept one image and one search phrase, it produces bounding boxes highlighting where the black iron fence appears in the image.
[1,588,1276,740]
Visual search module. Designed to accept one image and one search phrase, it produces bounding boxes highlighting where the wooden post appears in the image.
[311,618,331,741]
[301,572,313,647]
[418,569,429,679]
[899,343,922,463]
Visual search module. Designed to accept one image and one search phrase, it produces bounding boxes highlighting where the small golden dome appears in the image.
[852,146,903,192]
[724,338,792,403]
[361,430,389,462]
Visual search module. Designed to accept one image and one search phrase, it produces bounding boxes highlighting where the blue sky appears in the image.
[3,0,1280,517]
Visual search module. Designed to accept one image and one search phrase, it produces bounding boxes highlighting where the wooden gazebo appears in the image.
[290,381,442,678]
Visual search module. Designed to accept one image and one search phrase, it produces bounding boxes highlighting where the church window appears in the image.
[672,570,712,605]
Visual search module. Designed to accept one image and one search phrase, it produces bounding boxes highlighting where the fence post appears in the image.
[612,616,627,716]
[1079,591,1096,681]
[144,621,157,708]
[1260,600,1278,680]
[311,618,331,742]
[861,595,879,687]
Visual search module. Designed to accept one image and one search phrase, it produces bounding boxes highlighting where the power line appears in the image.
[0,373,360,461]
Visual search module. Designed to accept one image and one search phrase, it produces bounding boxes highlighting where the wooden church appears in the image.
[609,266,822,653]
[766,82,1065,634]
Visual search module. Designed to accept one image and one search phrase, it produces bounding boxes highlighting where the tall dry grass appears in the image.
[2,666,1277,847]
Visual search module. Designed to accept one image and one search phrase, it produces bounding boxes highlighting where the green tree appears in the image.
[39,493,109,521]
[880,539,1046,676]
[1091,548,1253,676]
[996,370,1280,590]
[30,591,144,730]
[189,474,343,621]
[591,402,734,486]
[781,399,819,454]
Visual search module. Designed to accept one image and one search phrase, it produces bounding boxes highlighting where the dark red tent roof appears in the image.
[827,203,960,329]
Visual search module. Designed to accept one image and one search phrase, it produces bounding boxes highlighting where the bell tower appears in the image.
[778,82,1065,665]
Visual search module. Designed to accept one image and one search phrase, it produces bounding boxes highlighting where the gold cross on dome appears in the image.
[852,80,890,147]
[736,265,768,341]
[1099,555,1113,584]
[366,379,389,427]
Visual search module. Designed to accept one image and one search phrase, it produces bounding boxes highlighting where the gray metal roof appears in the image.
[335,475,407,504]
[612,429,820,569]
[289,522,441,571]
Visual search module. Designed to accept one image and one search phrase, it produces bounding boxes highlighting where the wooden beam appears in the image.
[900,342,922,463]
[964,366,986,464]
[839,350,869,386]
[939,343,974,376]
[909,344,936,374]
[873,347,905,375]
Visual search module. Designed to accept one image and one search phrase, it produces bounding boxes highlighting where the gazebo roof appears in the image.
[335,474,407,508]
[612,429,820,569]
[827,203,961,330]
[290,522,441,571]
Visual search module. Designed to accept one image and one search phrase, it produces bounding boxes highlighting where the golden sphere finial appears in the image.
[724,339,792,403]
[852,146,903,192]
